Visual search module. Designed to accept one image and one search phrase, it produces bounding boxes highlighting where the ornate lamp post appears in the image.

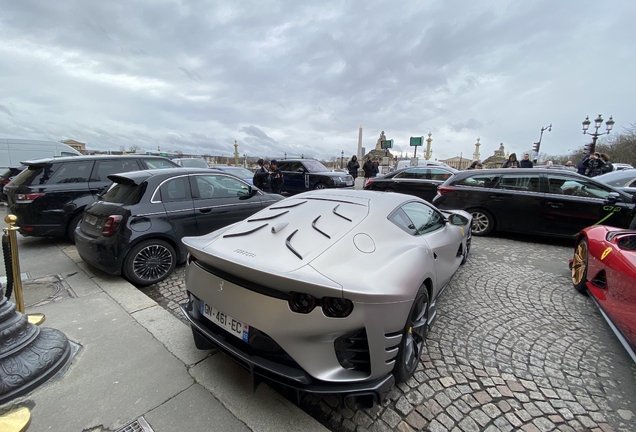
[532,124,552,164]
[341,150,344,169]
[582,114,615,154]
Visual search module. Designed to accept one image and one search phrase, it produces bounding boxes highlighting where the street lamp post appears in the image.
[582,114,615,154]
[532,124,552,164]
[340,150,344,169]
[284,152,287,160]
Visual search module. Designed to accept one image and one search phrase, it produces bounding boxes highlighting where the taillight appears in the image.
[437,186,456,196]
[288,292,317,314]
[1,179,10,185]
[16,193,45,203]
[101,215,122,237]
[365,179,373,187]
[322,297,353,318]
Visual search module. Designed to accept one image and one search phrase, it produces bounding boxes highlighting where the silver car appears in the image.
[180,190,472,404]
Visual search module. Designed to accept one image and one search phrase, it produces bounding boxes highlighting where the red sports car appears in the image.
[571,225,636,362]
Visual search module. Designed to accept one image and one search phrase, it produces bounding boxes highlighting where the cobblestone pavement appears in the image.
[141,235,636,432]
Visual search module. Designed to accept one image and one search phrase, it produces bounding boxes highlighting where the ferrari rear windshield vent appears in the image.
[270,200,307,210]
[247,210,289,222]
[222,223,268,238]
[333,204,352,221]
[334,329,371,374]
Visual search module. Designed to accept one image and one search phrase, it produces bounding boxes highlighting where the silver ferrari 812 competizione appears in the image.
[180,190,471,405]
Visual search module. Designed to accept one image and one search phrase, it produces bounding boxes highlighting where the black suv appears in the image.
[276,159,354,194]
[4,155,179,241]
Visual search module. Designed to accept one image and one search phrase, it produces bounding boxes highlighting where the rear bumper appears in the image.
[74,229,125,275]
[180,299,394,403]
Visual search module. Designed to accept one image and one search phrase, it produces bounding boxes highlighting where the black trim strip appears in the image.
[223,223,268,238]
[333,204,352,222]
[248,211,289,222]
[311,216,331,239]
[270,200,307,209]
[286,229,302,259]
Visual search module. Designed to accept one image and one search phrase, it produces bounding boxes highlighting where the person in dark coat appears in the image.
[600,153,613,174]
[269,160,284,194]
[519,153,533,168]
[372,158,380,177]
[362,157,374,179]
[347,155,359,180]
[502,153,520,168]
[582,153,606,177]
[253,160,272,192]
[577,153,591,175]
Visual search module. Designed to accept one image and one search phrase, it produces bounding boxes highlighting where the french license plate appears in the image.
[85,214,98,225]
[200,301,249,342]
[346,180,354,186]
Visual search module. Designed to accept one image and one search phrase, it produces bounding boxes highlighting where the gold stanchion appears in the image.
[4,215,45,325]
[0,406,31,432]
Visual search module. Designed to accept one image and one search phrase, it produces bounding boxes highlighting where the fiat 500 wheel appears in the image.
[470,209,494,236]
[572,238,589,293]
[123,239,176,286]
[394,286,429,382]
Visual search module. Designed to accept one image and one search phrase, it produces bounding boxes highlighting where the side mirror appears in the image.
[447,213,469,226]
[605,191,620,204]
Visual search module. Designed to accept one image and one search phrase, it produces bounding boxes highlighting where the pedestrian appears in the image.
[564,161,576,171]
[546,161,554,169]
[577,153,591,175]
[269,160,284,194]
[363,157,374,180]
[600,153,614,174]
[582,153,606,177]
[347,155,360,180]
[467,161,482,170]
[372,158,380,177]
[520,153,533,168]
[253,160,272,192]
[502,153,520,168]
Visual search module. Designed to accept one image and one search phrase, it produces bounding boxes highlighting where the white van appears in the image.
[0,138,82,168]
[395,158,454,171]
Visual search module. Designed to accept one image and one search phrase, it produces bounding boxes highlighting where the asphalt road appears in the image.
[142,232,636,432]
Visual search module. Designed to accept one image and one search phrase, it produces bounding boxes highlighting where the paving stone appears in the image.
[405,411,427,430]
[395,396,414,416]
[457,417,480,432]
[482,403,502,419]
[353,411,374,429]
[533,417,556,432]
[435,392,453,408]
[473,391,492,404]
[436,412,455,430]
[427,419,448,432]
[469,409,491,427]
[493,416,514,432]
[380,408,401,429]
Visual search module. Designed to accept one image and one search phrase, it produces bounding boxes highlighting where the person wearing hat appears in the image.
[253,160,271,192]
[269,159,284,194]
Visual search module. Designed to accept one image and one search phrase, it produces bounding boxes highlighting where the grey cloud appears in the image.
[0,104,13,117]
[449,119,484,132]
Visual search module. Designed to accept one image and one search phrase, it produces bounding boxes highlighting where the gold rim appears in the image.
[572,241,587,285]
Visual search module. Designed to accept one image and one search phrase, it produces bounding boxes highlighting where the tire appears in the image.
[470,209,494,236]
[314,182,328,190]
[67,213,83,244]
[394,285,430,382]
[123,239,176,286]
[571,238,589,294]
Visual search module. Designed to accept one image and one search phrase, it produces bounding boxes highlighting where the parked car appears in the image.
[75,168,283,286]
[0,166,26,202]
[395,159,453,170]
[363,166,458,202]
[172,158,209,168]
[275,159,354,194]
[594,169,636,195]
[432,168,636,238]
[209,166,255,185]
[180,190,472,404]
[570,225,636,362]
[0,138,81,169]
[4,155,179,242]
[613,163,634,171]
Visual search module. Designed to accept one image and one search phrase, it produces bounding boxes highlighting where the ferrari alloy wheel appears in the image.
[314,182,328,190]
[124,239,176,286]
[394,286,429,382]
[470,209,494,236]
[572,238,589,294]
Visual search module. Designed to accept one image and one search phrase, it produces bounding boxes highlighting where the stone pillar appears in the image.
[473,137,481,161]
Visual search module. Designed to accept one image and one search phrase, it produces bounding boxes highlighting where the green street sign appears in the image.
[410,137,423,146]
[381,139,393,149]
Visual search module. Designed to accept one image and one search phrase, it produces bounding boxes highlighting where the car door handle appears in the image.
[489,196,505,201]
[199,208,212,213]
[547,202,564,208]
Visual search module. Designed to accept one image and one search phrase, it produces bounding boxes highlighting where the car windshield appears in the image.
[303,160,330,173]
[180,159,209,168]
[225,167,253,178]
[102,182,146,205]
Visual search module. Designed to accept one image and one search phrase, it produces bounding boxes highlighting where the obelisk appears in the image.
[357,124,363,160]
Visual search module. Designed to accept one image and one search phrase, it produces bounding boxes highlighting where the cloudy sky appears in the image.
[1,0,633,162]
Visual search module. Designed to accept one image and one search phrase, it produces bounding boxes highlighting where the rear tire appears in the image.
[394,285,429,382]
[123,239,176,286]
[470,209,494,236]
[67,213,83,244]
[572,238,589,294]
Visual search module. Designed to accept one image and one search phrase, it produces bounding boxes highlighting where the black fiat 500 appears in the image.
[74,168,283,285]
[276,159,354,194]
[432,168,636,238]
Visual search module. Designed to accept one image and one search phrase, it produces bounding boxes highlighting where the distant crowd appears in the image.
[486,151,616,177]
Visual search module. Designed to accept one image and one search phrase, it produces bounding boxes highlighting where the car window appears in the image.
[159,176,192,202]
[60,151,79,157]
[102,182,146,205]
[46,161,93,184]
[400,202,446,235]
[628,178,636,188]
[302,160,329,172]
[452,174,500,188]
[279,161,302,172]
[91,159,141,181]
[180,159,209,168]
[429,169,453,181]
[388,208,417,235]
[496,173,541,192]
[143,158,178,169]
[549,175,614,199]
[193,174,250,198]
[395,168,427,179]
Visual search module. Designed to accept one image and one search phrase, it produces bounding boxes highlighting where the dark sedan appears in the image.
[594,169,636,195]
[276,159,354,194]
[75,168,283,285]
[432,168,636,238]
[363,166,457,202]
